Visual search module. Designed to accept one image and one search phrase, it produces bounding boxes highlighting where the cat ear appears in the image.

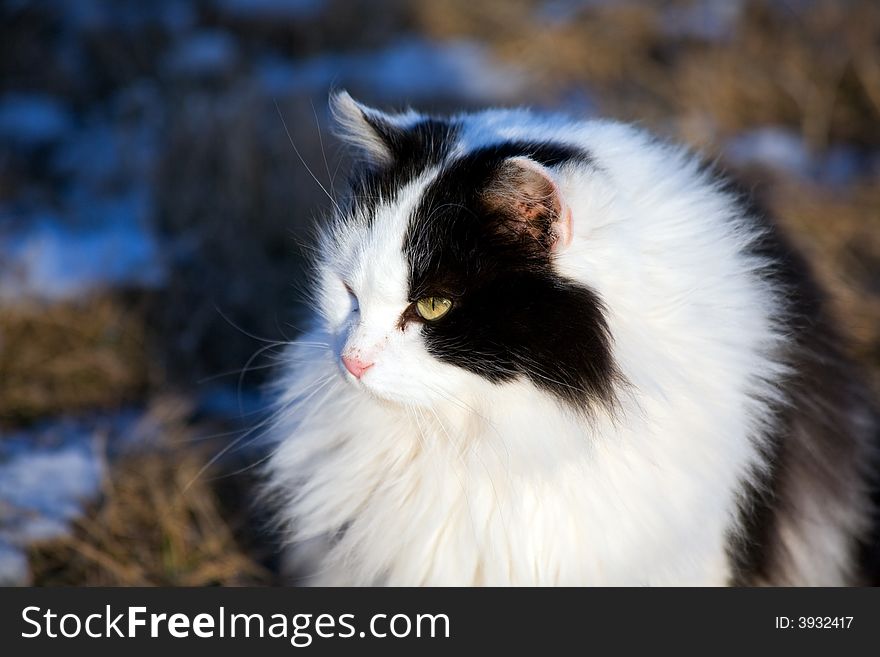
[329,90,402,166]
[483,157,573,251]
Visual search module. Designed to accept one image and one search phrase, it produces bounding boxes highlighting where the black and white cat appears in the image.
[263,92,879,585]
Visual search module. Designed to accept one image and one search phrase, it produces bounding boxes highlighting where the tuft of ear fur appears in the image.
[483,156,572,251]
[329,90,403,166]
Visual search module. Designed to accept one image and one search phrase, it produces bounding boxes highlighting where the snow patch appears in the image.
[258,38,527,102]
[0,446,104,534]
[724,127,868,185]
[0,197,165,302]
[0,542,30,586]
[0,94,74,149]
[215,0,325,21]
[46,0,196,33]
[163,30,240,79]
[0,418,110,584]
[0,409,157,584]
[662,0,743,41]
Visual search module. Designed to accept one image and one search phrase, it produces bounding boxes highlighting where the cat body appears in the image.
[264,93,879,585]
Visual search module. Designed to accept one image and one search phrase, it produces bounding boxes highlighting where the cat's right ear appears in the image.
[330,91,403,167]
[483,157,573,252]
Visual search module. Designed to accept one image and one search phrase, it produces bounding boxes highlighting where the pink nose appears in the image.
[342,354,373,379]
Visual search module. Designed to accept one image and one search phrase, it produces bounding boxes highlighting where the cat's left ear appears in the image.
[329,90,407,167]
[483,157,573,251]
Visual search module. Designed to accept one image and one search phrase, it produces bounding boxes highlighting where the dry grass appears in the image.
[0,295,153,426]
[414,0,880,146]
[28,400,272,586]
[770,177,880,381]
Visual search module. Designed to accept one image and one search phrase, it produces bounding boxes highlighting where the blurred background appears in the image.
[0,0,878,586]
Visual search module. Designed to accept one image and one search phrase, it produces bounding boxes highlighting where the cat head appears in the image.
[311,92,618,411]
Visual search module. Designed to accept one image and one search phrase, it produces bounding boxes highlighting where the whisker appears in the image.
[275,100,343,217]
[197,360,280,384]
[185,374,334,491]
[310,97,337,203]
[214,304,287,346]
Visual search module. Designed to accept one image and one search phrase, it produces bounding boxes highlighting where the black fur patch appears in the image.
[345,116,460,221]
[402,141,619,411]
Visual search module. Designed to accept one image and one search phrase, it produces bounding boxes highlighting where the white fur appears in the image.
[264,109,791,585]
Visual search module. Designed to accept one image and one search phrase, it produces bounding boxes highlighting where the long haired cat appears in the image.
[263,92,879,585]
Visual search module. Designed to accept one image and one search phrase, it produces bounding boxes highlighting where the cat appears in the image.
[263,91,880,586]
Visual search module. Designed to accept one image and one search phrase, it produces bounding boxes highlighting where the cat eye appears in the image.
[415,296,452,321]
[343,282,359,312]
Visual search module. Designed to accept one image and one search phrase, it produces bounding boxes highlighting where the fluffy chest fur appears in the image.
[269,365,751,585]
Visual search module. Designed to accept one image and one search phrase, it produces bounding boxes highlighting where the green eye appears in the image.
[415,296,452,321]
